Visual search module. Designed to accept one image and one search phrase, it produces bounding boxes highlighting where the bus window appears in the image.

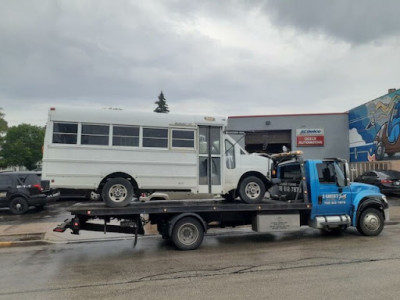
[172,130,195,148]
[113,125,139,147]
[81,124,109,146]
[53,122,78,144]
[225,140,235,169]
[143,128,168,148]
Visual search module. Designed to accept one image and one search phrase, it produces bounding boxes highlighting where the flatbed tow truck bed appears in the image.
[67,198,311,215]
[55,198,312,250]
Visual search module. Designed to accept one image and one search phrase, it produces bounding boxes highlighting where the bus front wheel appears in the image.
[238,176,266,204]
[102,178,133,207]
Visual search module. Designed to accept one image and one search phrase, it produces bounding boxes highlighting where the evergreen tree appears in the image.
[154,91,170,113]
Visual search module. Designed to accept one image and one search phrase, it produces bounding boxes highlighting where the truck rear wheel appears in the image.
[357,208,384,236]
[102,178,133,207]
[239,176,265,204]
[171,217,204,250]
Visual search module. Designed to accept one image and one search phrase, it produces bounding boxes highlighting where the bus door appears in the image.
[198,126,222,194]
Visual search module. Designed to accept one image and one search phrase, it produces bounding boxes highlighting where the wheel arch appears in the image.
[99,172,139,196]
[8,193,29,203]
[352,196,386,227]
[237,171,271,194]
[167,213,208,237]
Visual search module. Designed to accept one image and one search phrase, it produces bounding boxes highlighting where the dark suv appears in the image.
[0,172,55,214]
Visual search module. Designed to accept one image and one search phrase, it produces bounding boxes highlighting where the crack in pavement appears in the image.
[1,256,399,296]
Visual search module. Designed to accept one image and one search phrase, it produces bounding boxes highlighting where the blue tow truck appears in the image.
[55,151,389,250]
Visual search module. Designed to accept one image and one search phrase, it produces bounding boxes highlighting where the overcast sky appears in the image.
[1,0,400,126]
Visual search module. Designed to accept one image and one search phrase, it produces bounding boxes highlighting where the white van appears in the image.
[42,107,272,207]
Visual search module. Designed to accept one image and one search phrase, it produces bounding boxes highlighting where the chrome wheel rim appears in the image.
[363,212,381,232]
[108,184,128,202]
[245,182,261,199]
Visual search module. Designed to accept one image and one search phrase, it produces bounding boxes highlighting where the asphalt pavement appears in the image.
[0,197,399,247]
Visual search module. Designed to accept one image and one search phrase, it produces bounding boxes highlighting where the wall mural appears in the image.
[349,90,400,162]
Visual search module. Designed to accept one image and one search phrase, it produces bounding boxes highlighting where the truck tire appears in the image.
[171,217,204,250]
[238,176,266,204]
[9,197,29,214]
[357,208,384,236]
[102,178,133,207]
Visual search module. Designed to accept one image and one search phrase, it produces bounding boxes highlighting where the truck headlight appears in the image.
[382,195,388,204]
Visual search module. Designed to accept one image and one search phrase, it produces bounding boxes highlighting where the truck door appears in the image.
[313,161,352,216]
[198,126,222,194]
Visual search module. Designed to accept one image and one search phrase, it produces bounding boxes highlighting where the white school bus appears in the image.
[42,107,272,207]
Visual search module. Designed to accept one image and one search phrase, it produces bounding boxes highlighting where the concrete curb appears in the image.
[0,232,47,247]
[0,240,50,248]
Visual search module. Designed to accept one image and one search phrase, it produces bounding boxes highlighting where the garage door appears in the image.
[245,130,291,154]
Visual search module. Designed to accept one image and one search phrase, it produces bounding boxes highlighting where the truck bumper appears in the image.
[46,190,60,202]
[384,208,390,222]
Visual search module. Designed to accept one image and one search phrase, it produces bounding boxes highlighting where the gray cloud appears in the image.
[265,0,400,44]
[1,0,400,126]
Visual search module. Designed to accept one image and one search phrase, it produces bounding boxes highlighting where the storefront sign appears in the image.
[296,128,324,147]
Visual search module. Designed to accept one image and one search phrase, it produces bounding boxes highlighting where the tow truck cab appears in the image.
[273,153,389,234]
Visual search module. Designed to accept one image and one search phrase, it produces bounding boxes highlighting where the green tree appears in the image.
[0,108,7,135]
[154,91,170,113]
[0,108,8,168]
[1,124,45,170]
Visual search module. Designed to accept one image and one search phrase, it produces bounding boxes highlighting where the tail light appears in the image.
[381,179,393,184]
[32,184,43,191]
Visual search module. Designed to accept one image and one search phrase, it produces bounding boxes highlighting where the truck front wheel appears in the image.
[171,217,204,250]
[102,178,133,207]
[239,176,266,204]
[357,208,384,236]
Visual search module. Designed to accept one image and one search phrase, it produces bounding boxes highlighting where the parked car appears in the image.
[354,170,400,194]
[0,172,59,214]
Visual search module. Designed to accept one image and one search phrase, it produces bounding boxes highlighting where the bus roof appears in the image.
[48,107,227,128]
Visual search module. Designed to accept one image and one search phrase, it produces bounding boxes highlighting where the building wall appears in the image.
[228,113,349,161]
[349,89,400,162]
